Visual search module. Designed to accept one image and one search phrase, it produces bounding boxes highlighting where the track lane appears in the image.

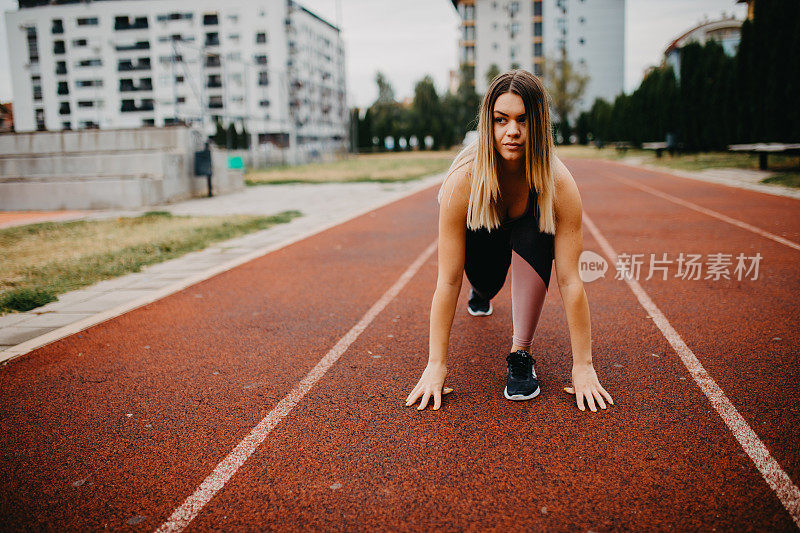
[0,159,797,531]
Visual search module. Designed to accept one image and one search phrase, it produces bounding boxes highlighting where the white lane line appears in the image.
[609,174,800,252]
[582,212,800,528]
[154,239,438,533]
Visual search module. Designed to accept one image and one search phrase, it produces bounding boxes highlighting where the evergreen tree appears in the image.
[411,76,441,149]
[485,63,501,86]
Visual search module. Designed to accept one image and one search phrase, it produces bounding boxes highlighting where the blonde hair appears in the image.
[439,70,556,234]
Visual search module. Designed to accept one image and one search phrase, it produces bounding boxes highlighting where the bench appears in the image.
[613,141,633,154]
[728,143,800,170]
[642,142,669,158]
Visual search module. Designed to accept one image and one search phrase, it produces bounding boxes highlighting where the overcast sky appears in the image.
[0,0,746,107]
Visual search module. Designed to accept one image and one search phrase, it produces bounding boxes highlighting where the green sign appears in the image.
[228,156,244,169]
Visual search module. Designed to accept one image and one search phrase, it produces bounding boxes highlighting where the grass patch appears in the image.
[245,150,457,185]
[0,210,302,314]
[761,172,800,188]
[555,144,800,173]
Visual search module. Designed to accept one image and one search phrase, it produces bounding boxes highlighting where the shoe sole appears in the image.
[467,302,493,316]
[504,386,541,401]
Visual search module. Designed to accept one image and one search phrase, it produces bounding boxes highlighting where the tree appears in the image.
[226,123,238,150]
[375,72,395,104]
[411,75,441,149]
[542,49,590,138]
[239,122,250,149]
[213,117,226,147]
[485,63,501,86]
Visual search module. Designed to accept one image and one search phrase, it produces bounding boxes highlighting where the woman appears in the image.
[405,70,613,413]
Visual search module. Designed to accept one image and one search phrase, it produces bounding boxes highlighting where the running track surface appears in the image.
[1,159,798,532]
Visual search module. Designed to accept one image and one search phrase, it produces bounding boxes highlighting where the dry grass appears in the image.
[0,211,300,313]
[246,150,458,185]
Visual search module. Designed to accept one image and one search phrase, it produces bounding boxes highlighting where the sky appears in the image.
[0,0,747,107]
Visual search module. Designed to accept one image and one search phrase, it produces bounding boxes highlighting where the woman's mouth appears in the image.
[504,142,522,150]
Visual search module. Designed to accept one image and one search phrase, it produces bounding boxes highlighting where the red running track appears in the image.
[0,159,798,531]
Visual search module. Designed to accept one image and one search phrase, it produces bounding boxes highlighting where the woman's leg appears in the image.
[508,218,555,351]
[464,226,512,301]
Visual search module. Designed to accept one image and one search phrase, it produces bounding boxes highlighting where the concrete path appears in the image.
[0,174,445,361]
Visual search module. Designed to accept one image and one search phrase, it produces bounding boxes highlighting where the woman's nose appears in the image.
[507,122,520,136]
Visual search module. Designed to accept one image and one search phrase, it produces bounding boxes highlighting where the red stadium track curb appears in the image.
[154,240,438,533]
[582,211,800,528]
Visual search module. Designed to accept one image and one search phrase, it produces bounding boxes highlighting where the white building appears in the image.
[453,0,625,119]
[4,0,347,150]
[663,16,742,81]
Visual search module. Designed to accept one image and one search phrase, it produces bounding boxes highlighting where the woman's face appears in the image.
[492,92,527,163]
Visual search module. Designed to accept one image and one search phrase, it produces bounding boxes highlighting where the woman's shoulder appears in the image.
[551,154,582,218]
[437,159,473,207]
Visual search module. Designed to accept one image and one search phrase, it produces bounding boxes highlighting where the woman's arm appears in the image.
[552,157,614,412]
[405,170,470,411]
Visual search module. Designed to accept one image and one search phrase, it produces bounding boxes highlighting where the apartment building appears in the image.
[4,0,347,149]
[453,0,625,117]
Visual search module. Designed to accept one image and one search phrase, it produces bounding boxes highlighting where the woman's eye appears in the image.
[494,117,505,123]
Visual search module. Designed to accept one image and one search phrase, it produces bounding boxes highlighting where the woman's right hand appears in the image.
[405,361,450,410]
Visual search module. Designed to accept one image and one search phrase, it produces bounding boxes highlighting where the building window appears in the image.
[73,38,88,47]
[157,12,193,22]
[176,75,184,83]
[55,61,67,75]
[53,40,65,55]
[509,1,519,16]
[205,32,220,46]
[533,63,542,76]
[33,83,43,101]
[52,19,64,34]
[76,79,103,88]
[533,21,542,37]
[208,95,223,109]
[579,16,586,24]
[59,101,71,115]
[227,14,239,23]
[228,33,240,42]
[177,96,186,103]
[77,58,102,67]
[57,81,69,95]
[254,54,268,65]
[62,121,71,130]
[533,1,542,17]
[462,45,475,63]
[78,100,95,108]
[579,37,585,45]
[205,54,221,67]
[533,42,542,57]
[259,99,270,107]
[35,108,46,130]
[77,17,99,26]
[207,74,222,88]
[203,13,219,26]
[258,71,269,86]
[256,32,267,44]
[510,22,520,38]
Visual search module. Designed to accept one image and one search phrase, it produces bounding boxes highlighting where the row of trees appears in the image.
[354,66,479,151]
[212,117,250,150]
[578,0,798,150]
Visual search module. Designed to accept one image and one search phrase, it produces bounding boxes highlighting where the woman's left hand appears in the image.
[568,362,614,412]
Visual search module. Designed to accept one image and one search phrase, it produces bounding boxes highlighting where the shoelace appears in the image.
[508,351,534,379]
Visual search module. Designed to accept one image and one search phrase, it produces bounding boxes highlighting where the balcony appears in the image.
[115,41,150,51]
[118,58,151,72]
[206,75,222,88]
[120,99,154,112]
[119,78,153,92]
[115,16,149,31]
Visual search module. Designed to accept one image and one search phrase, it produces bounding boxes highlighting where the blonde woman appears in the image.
[405,70,613,413]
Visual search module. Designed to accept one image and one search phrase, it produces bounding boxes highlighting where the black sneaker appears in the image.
[504,350,540,400]
[467,288,493,316]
